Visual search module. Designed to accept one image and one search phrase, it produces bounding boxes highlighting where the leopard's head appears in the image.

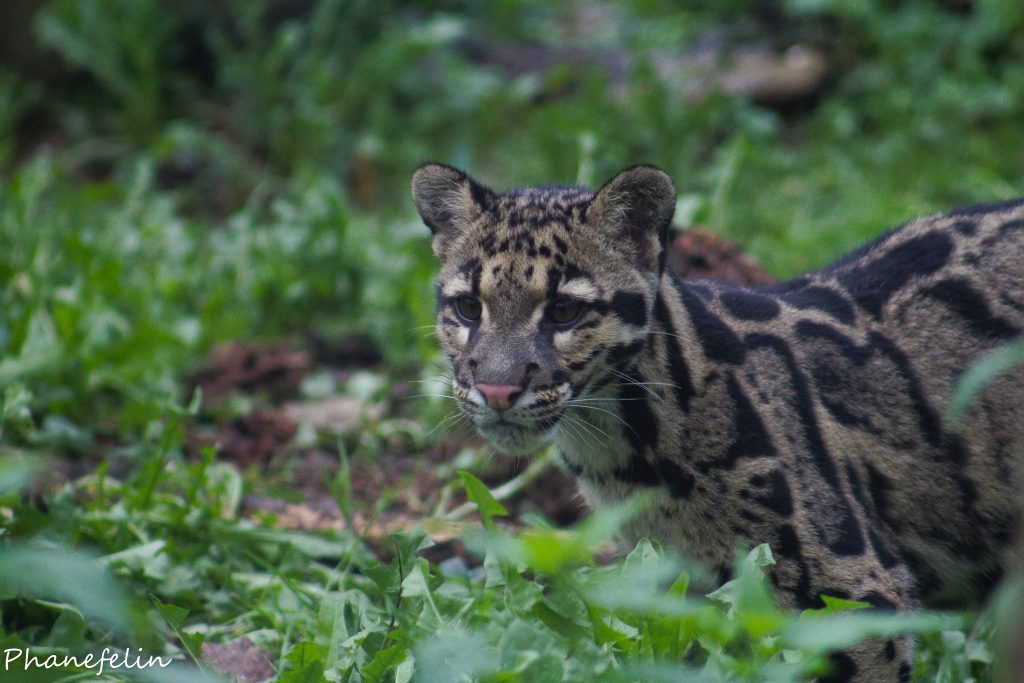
[412,164,675,454]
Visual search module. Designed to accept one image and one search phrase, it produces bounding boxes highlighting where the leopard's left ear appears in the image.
[586,165,675,272]
[411,163,495,258]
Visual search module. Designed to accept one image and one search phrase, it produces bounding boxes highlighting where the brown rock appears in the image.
[665,228,774,286]
[716,45,829,107]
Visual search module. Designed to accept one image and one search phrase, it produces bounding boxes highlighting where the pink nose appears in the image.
[475,383,523,412]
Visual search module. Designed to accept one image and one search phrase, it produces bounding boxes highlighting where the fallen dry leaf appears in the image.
[193,341,311,403]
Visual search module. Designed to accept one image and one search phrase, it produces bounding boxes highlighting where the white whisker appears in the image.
[562,411,611,446]
[568,402,636,439]
[648,329,687,341]
[610,369,665,399]
[427,410,471,439]
[568,397,648,403]
[409,376,454,386]
[558,412,603,448]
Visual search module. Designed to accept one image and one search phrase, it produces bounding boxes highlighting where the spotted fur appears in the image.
[412,163,1024,681]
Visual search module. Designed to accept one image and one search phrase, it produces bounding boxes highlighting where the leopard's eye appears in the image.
[454,296,482,321]
[548,297,583,325]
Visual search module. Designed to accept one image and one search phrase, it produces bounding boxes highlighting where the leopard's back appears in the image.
[805,200,1024,604]
[677,201,1024,607]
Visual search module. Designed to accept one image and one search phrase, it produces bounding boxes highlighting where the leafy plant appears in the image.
[35,0,192,141]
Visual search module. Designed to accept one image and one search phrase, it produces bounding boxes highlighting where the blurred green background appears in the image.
[1,1,1022,680]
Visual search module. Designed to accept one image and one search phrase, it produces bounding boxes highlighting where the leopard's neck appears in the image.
[554,274,709,489]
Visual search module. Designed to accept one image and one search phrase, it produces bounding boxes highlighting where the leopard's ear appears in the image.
[586,165,675,272]
[411,163,494,258]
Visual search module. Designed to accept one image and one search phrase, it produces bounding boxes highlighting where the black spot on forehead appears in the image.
[543,261,593,299]
[465,186,598,266]
[502,185,593,206]
[489,187,593,229]
[545,265,561,298]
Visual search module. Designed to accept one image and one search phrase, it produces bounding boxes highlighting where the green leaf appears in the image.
[583,540,694,617]
[153,595,204,664]
[785,611,964,652]
[496,619,565,676]
[706,544,785,640]
[745,543,776,570]
[413,630,491,682]
[401,560,436,600]
[947,339,1024,427]
[577,493,657,546]
[395,653,415,683]
[0,453,39,495]
[0,382,33,433]
[0,543,131,634]
[801,594,871,618]
[586,603,636,647]
[706,543,776,614]
[458,470,508,531]
[278,660,326,682]
[152,596,189,629]
[279,642,326,682]
[519,528,592,573]
[668,571,690,598]
[36,600,88,649]
[362,643,407,680]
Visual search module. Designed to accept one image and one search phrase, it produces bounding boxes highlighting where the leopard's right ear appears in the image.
[411,163,494,258]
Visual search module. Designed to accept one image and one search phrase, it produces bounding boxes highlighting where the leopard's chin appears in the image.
[476,419,556,456]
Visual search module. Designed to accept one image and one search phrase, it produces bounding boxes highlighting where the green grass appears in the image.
[2,0,1023,680]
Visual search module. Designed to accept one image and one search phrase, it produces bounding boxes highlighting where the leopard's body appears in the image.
[412,163,1024,681]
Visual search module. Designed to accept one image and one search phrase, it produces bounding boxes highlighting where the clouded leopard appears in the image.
[412,163,1024,681]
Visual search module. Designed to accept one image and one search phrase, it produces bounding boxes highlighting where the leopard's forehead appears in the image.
[445,186,593,260]
[437,185,643,321]
[441,186,598,283]
[476,186,592,235]
[496,185,594,211]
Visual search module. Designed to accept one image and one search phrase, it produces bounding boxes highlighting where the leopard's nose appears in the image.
[474,383,523,412]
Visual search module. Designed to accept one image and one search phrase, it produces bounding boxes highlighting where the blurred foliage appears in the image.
[1,0,1022,680]
[947,339,1024,428]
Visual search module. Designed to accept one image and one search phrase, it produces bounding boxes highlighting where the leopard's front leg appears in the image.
[769,520,916,682]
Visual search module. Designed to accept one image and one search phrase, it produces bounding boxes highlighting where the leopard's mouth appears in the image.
[465,409,560,455]
[449,380,567,454]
